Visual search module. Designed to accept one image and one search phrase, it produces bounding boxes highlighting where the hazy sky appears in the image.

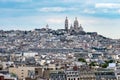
[0,0,120,39]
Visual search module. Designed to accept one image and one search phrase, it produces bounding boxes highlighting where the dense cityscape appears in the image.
[0,17,120,80]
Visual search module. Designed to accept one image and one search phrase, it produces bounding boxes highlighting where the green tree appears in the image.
[101,63,108,68]
[100,60,114,68]
[78,58,86,62]
[108,60,114,63]
[105,60,114,63]
[89,62,96,66]
[11,73,17,77]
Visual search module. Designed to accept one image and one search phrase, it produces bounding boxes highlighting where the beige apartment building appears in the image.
[9,66,35,80]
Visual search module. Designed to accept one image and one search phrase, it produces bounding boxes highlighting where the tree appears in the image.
[108,60,114,63]
[11,73,17,77]
[100,60,114,68]
[78,58,86,62]
[89,62,96,66]
[101,63,108,68]
[105,60,114,63]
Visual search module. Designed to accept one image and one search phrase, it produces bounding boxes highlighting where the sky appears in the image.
[0,0,120,39]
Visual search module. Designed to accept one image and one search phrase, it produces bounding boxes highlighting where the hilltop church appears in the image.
[65,17,84,33]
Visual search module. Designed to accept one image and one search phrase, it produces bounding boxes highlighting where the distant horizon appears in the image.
[0,24,119,40]
[0,0,120,39]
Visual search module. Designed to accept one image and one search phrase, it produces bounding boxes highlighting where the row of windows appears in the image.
[67,75,79,77]
[51,77,116,80]
[66,72,78,74]
[68,78,79,80]
[51,75,66,78]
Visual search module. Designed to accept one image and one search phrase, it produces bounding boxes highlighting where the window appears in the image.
[35,71,38,75]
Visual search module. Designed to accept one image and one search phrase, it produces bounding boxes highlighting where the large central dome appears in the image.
[74,17,79,29]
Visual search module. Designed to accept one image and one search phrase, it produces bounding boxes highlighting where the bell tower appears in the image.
[65,17,69,32]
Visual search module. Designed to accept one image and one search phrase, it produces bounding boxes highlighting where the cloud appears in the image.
[118,9,120,13]
[83,9,96,14]
[62,0,84,3]
[0,0,32,2]
[95,3,120,9]
[46,18,64,24]
[37,7,77,12]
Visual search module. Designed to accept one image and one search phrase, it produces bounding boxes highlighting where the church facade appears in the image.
[65,17,84,33]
